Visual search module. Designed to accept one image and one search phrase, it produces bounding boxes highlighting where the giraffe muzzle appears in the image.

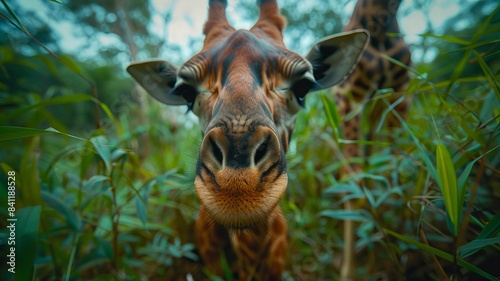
[195,125,288,227]
[200,126,282,172]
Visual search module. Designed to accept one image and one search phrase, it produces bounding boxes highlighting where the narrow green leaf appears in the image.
[436,143,460,235]
[0,126,87,142]
[323,182,362,196]
[80,141,95,179]
[0,163,13,175]
[41,191,82,232]
[484,49,500,59]
[59,55,82,74]
[0,126,53,141]
[471,3,500,43]
[338,139,391,146]
[94,99,122,134]
[384,228,497,280]
[477,212,500,240]
[84,175,109,189]
[1,94,93,122]
[321,94,341,142]
[96,236,114,260]
[474,50,500,102]
[355,173,390,189]
[363,187,376,208]
[0,0,24,30]
[91,136,112,173]
[375,95,406,133]
[15,206,41,281]
[111,148,128,161]
[457,145,500,211]
[35,55,58,76]
[319,210,369,222]
[459,237,500,258]
[420,33,471,45]
[446,49,472,94]
[41,143,85,180]
[220,253,235,281]
[135,196,148,227]
[388,110,439,181]
[19,138,42,207]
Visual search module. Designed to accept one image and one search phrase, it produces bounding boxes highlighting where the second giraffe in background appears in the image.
[333,0,412,279]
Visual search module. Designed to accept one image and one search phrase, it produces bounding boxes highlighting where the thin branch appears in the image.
[419,229,450,281]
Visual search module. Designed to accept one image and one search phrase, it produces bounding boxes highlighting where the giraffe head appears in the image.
[127,0,368,229]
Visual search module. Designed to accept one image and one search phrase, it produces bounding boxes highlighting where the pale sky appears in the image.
[13,0,485,63]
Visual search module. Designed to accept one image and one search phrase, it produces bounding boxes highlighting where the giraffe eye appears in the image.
[171,83,199,111]
[290,78,319,106]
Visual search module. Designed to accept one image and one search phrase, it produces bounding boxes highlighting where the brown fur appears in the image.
[335,0,411,175]
[127,1,369,278]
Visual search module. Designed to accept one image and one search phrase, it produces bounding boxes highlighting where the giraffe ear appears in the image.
[305,29,369,89]
[127,60,188,105]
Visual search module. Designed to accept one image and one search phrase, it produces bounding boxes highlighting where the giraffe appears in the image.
[334,0,412,279]
[126,0,369,279]
[336,0,412,175]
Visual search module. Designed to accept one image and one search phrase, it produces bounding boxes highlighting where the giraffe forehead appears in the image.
[209,30,282,86]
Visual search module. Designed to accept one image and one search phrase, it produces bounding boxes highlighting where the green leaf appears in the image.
[384,228,497,280]
[338,139,391,146]
[15,206,41,281]
[419,33,471,45]
[84,175,109,189]
[80,141,95,179]
[220,253,235,281]
[457,145,500,211]
[59,55,82,74]
[319,209,369,222]
[0,126,54,141]
[111,149,128,161]
[374,95,406,133]
[459,237,500,258]
[459,212,500,258]
[445,49,471,94]
[363,187,376,209]
[477,212,500,240]
[0,0,24,30]
[323,182,362,196]
[1,94,93,122]
[19,138,42,207]
[321,94,341,142]
[94,100,122,135]
[96,236,114,260]
[390,111,439,182]
[474,50,500,102]
[135,196,148,227]
[436,143,460,235]
[0,126,86,142]
[91,136,112,173]
[35,55,58,76]
[41,191,82,232]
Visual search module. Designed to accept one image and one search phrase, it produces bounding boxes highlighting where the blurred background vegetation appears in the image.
[0,0,499,280]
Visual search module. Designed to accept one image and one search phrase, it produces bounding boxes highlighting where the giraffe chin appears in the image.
[195,168,288,229]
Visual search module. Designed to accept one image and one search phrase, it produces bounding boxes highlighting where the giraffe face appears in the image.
[127,1,368,229]
[186,30,312,228]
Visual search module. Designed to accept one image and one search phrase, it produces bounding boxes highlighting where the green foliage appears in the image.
[1,0,499,280]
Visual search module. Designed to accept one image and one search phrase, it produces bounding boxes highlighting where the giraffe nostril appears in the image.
[209,137,224,166]
[253,138,269,165]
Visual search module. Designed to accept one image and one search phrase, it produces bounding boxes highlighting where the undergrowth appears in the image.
[0,1,499,280]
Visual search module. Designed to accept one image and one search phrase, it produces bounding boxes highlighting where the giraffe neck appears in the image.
[346,0,403,50]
